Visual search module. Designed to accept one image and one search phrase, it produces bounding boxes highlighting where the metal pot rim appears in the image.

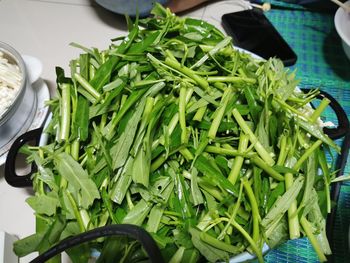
[0,41,27,125]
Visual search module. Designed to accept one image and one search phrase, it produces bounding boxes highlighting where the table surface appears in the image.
[0,0,349,262]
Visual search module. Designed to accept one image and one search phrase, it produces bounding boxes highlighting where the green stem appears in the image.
[193,105,207,121]
[168,113,179,135]
[179,148,194,161]
[205,145,255,158]
[71,140,80,160]
[251,157,284,181]
[199,184,225,202]
[200,232,240,254]
[133,79,166,87]
[275,97,313,123]
[74,73,101,100]
[242,178,260,245]
[285,172,300,239]
[207,76,256,84]
[66,190,85,232]
[293,140,322,170]
[230,220,264,263]
[191,36,232,69]
[300,216,327,262]
[164,57,209,90]
[228,133,249,185]
[179,86,188,144]
[285,139,323,239]
[101,188,120,224]
[208,88,232,140]
[309,98,330,123]
[232,108,275,166]
[59,83,71,141]
[277,135,288,166]
[219,182,244,240]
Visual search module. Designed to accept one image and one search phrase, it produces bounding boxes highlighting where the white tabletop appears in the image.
[0,0,248,261]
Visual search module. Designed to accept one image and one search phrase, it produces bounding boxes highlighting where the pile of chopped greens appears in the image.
[14,4,341,263]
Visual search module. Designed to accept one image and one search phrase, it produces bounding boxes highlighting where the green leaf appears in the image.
[272,165,297,174]
[34,215,66,255]
[243,85,261,124]
[54,152,100,209]
[110,157,134,204]
[189,227,229,262]
[331,175,350,183]
[26,192,59,216]
[146,205,164,233]
[111,98,146,170]
[190,168,204,206]
[13,233,44,257]
[262,176,304,237]
[174,168,194,219]
[103,86,147,140]
[127,31,162,54]
[194,154,238,196]
[132,140,151,187]
[89,25,139,91]
[122,199,152,226]
[60,221,80,240]
[72,96,89,141]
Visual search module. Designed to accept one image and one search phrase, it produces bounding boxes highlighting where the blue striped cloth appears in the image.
[261,6,350,262]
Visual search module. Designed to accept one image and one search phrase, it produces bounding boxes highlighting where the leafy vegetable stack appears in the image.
[15,4,340,263]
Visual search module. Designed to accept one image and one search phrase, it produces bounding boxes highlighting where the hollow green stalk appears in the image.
[309,98,330,123]
[66,190,85,232]
[179,85,188,144]
[200,232,240,254]
[242,178,260,245]
[208,88,232,140]
[164,57,209,90]
[74,73,101,100]
[218,182,244,240]
[228,133,249,185]
[293,140,322,171]
[300,216,327,262]
[277,134,288,166]
[285,172,300,239]
[207,76,256,84]
[205,145,255,158]
[229,219,264,263]
[232,108,275,166]
[59,83,71,142]
[285,139,323,239]
[193,105,207,121]
[251,157,284,181]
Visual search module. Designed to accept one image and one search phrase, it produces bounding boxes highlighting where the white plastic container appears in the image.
[334,1,350,60]
[0,231,18,263]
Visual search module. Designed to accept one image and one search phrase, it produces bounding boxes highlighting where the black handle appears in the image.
[326,131,350,246]
[4,127,42,187]
[316,89,349,140]
[308,91,350,259]
[30,224,165,263]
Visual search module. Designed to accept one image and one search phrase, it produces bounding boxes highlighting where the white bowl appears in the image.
[334,1,350,60]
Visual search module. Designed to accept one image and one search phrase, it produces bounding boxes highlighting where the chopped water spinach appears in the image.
[15,4,341,263]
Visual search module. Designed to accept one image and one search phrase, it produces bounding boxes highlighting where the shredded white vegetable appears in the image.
[0,51,22,118]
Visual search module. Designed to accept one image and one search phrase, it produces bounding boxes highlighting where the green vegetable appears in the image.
[16,4,340,263]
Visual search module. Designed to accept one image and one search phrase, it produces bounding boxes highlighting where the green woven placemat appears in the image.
[259,7,350,263]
